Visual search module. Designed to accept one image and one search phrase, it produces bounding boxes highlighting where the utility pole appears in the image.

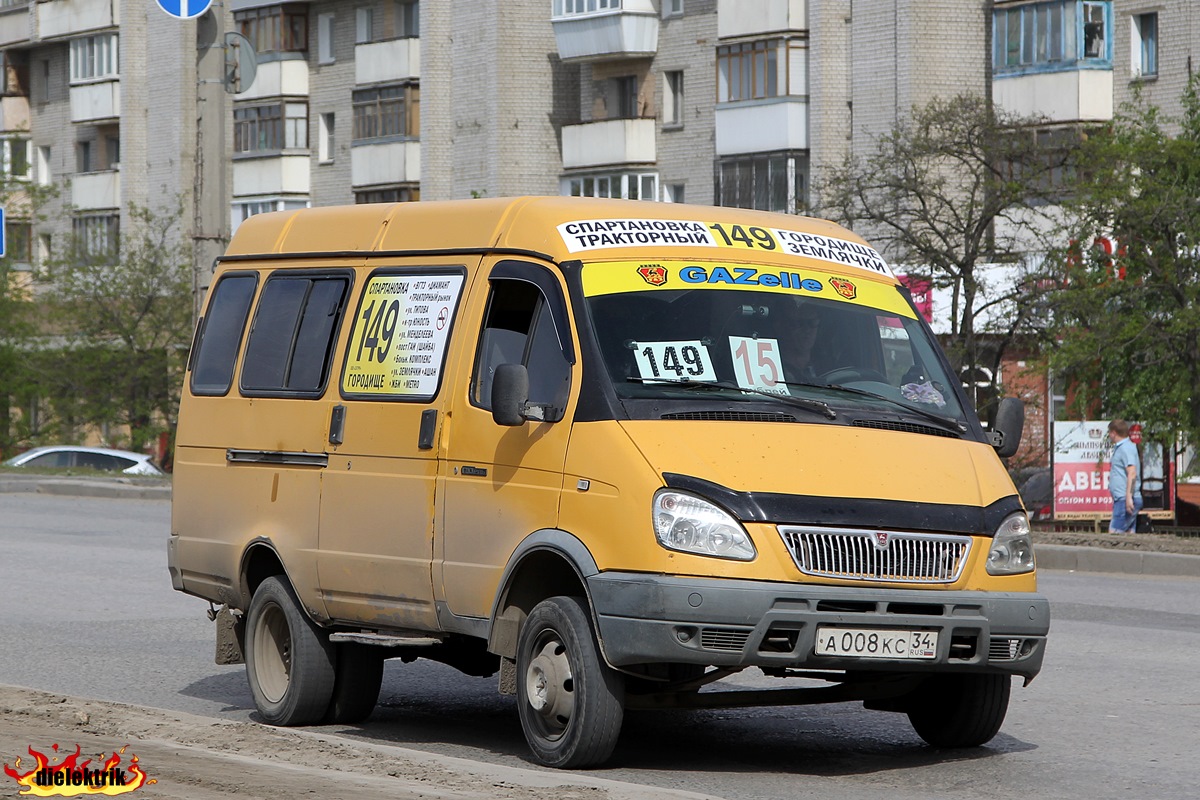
[193,7,229,323]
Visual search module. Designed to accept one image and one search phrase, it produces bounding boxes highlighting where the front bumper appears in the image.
[588,572,1049,680]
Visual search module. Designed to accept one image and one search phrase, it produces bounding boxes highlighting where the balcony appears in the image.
[72,169,119,210]
[69,79,119,122]
[993,69,1113,123]
[233,155,311,196]
[350,140,419,187]
[714,97,807,156]
[236,59,309,102]
[37,0,117,40]
[718,0,806,39]
[561,118,655,169]
[355,38,419,85]
[0,95,29,132]
[0,3,30,47]
[551,0,658,63]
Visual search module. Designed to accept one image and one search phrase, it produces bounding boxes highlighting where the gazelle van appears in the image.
[169,197,1049,768]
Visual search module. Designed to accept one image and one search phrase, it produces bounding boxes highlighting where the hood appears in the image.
[619,420,1020,531]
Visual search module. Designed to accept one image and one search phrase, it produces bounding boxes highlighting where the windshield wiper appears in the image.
[787,381,966,433]
[626,377,837,420]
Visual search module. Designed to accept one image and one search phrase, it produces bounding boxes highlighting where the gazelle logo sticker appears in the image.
[3,744,155,796]
[829,277,857,300]
[637,264,668,286]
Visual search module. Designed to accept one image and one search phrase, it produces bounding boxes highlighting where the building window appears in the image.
[395,0,418,37]
[76,140,91,173]
[352,84,419,141]
[663,183,685,203]
[2,137,30,180]
[5,220,31,267]
[716,39,804,102]
[1133,12,1157,77]
[354,184,419,203]
[3,51,28,96]
[552,0,620,18]
[37,232,51,267]
[231,197,310,232]
[993,1,1110,74]
[235,5,308,55]
[663,70,684,127]
[715,151,807,214]
[317,13,335,64]
[105,134,120,169]
[35,145,50,186]
[318,112,335,162]
[35,59,49,103]
[565,172,658,201]
[69,33,119,83]
[356,7,374,44]
[663,0,683,18]
[614,75,639,118]
[234,102,308,154]
[72,214,119,262]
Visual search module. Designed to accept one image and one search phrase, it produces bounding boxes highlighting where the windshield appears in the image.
[581,260,967,423]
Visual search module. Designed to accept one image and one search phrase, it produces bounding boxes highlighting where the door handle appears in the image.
[329,404,346,445]
[418,408,437,450]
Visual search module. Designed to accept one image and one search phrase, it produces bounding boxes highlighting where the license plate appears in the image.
[814,627,938,660]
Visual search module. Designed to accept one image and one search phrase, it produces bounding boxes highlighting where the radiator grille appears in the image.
[989,637,1023,661]
[699,627,752,652]
[779,527,971,584]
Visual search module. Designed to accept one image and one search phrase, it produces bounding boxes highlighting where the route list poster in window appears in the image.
[341,273,464,398]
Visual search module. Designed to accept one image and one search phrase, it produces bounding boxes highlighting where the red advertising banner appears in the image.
[1052,421,1112,519]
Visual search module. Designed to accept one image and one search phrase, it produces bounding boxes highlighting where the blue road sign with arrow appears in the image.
[0,206,6,258]
[156,0,213,20]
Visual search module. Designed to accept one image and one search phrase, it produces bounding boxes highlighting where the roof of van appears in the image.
[223,196,898,285]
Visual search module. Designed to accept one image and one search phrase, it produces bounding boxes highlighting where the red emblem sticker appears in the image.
[873,531,890,549]
[829,277,857,300]
[638,265,669,286]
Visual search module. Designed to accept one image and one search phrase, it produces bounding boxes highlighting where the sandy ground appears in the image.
[1033,528,1200,556]
[0,687,713,800]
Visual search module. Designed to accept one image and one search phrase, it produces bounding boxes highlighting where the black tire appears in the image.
[325,644,384,724]
[516,596,624,768]
[907,673,1012,748]
[244,576,336,726]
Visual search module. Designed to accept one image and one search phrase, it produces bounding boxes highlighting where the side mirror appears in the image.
[991,397,1025,458]
[491,364,529,427]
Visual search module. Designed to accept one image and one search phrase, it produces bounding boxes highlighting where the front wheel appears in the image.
[906,673,1011,748]
[516,596,624,768]
[244,576,336,726]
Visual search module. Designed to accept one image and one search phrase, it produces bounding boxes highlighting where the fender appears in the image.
[237,537,312,617]
[486,529,603,659]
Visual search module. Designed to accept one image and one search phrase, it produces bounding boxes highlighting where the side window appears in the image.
[241,274,349,396]
[472,279,571,418]
[23,452,70,468]
[76,452,125,471]
[191,274,257,396]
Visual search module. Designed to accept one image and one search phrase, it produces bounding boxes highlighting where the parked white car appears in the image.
[2,446,164,476]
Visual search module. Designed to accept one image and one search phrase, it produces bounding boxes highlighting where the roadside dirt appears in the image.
[1033,528,1200,556]
[0,687,710,800]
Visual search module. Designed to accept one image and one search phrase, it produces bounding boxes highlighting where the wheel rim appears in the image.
[253,602,291,704]
[524,631,575,741]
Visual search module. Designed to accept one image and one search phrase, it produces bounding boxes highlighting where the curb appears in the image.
[0,477,171,501]
[1037,544,1200,578]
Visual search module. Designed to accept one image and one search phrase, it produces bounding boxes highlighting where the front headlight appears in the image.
[652,490,756,561]
[986,512,1035,575]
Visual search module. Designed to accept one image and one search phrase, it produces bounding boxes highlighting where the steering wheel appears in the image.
[821,367,890,385]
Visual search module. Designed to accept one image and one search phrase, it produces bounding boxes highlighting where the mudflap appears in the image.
[215,606,246,665]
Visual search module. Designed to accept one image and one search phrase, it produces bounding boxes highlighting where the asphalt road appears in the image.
[2,492,1197,800]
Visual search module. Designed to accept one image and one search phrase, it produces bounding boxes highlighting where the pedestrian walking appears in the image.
[1107,419,1142,533]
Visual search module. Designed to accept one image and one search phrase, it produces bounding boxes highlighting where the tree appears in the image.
[45,202,193,452]
[818,93,1070,414]
[1045,78,1200,452]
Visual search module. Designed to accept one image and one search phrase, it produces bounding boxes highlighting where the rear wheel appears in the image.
[516,596,624,768]
[245,576,336,726]
[325,644,384,724]
[906,673,1011,748]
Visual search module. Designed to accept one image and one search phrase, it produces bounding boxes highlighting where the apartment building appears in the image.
[3,0,1197,280]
